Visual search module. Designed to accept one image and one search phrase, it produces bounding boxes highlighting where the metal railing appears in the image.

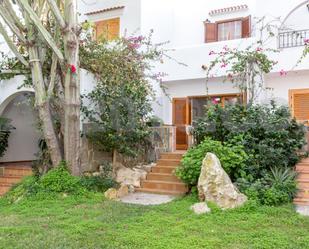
[149,126,176,153]
[278,29,309,48]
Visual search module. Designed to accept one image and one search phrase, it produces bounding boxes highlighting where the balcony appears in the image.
[278,29,309,49]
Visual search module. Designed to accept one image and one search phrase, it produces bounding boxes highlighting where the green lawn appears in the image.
[0,194,309,249]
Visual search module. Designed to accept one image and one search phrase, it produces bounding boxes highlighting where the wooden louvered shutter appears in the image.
[204,22,217,43]
[95,18,120,41]
[95,20,108,41]
[107,18,120,40]
[242,15,251,38]
[289,89,309,126]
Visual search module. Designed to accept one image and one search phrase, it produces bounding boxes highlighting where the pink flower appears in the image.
[212,97,220,104]
[304,39,309,45]
[227,73,233,79]
[256,47,263,52]
[221,63,227,68]
[70,65,76,74]
[223,45,229,51]
[209,50,216,55]
[279,69,287,76]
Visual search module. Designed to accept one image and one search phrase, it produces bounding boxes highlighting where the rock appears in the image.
[116,166,146,187]
[190,202,211,215]
[104,188,118,200]
[117,185,129,198]
[198,153,247,209]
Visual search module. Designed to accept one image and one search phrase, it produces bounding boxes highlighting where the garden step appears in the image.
[141,180,188,192]
[0,183,13,196]
[297,172,309,180]
[151,166,176,174]
[146,173,181,182]
[296,163,309,171]
[135,187,186,196]
[297,179,309,188]
[296,189,309,199]
[0,166,32,177]
[294,197,309,206]
[156,159,181,167]
[160,152,185,160]
[0,175,23,184]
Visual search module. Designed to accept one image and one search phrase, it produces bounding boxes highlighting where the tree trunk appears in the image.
[63,0,81,176]
[28,46,63,166]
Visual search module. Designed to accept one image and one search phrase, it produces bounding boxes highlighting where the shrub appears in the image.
[80,176,118,192]
[0,117,14,158]
[236,167,298,206]
[4,161,118,202]
[176,138,248,186]
[193,103,306,179]
[191,103,305,205]
[39,161,84,194]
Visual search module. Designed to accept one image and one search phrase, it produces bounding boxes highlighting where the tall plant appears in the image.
[0,117,14,158]
[0,0,81,175]
[81,32,167,163]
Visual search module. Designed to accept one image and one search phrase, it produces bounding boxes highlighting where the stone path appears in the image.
[120,192,176,205]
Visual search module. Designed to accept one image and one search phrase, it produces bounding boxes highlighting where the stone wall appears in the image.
[80,136,113,173]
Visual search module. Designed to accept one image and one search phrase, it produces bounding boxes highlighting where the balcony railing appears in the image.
[278,29,309,49]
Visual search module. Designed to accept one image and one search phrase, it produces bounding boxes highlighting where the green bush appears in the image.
[176,138,248,186]
[237,167,297,206]
[80,176,118,192]
[39,161,85,194]
[191,103,305,205]
[0,117,14,158]
[4,161,119,202]
[193,103,306,179]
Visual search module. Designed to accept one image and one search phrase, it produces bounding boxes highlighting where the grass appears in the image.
[0,194,309,249]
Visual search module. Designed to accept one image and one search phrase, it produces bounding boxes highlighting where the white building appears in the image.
[0,0,309,160]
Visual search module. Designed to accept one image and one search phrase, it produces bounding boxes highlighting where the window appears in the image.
[204,16,251,43]
[189,94,243,123]
[217,20,242,41]
[95,17,120,41]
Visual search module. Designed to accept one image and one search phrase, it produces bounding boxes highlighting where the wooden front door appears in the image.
[173,98,188,150]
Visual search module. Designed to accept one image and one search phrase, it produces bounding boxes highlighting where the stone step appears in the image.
[156,159,181,167]
[298,179,309,188]
[146,173,181,182]
[296,189,309,199]
[294,197,309,206]
[135,187,186,196]
[0,183,13,196]
[151,166,176,174]
[0,175,23,184]
[160,152,185,160]
[296,163,309,171]
[0,167,32,177]
[297,172,309,180]
[141,180,188,192]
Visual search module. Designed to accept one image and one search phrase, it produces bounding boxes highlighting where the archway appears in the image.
[0,92,40,163]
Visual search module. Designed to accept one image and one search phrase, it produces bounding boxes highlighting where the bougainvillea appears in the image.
[80,30,168,158]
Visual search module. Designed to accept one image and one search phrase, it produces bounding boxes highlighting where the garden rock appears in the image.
[190,202,211,215]
[117,185,129,198]
[104,188,118,200]
[198,153,247,209]
[115,166,147,188]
